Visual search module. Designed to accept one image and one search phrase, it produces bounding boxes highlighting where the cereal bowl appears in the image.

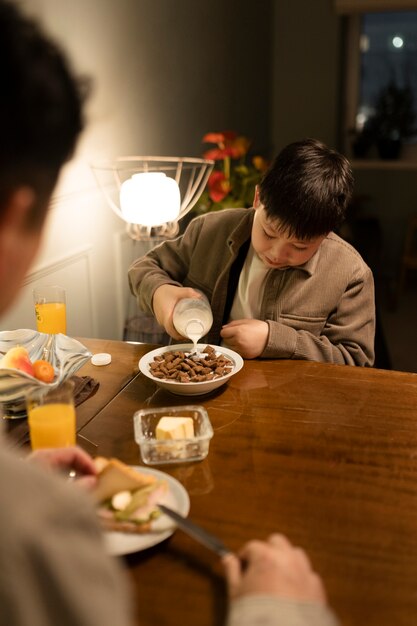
[138,343,244,396]
[0,329,92,417]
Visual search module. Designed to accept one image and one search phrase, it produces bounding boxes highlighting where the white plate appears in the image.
[139,343,244,396]
[103,466,190,556]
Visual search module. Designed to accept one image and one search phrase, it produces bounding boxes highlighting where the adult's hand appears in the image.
[222,534,327,605]
[152,284,204,339]
[27,446,98,490]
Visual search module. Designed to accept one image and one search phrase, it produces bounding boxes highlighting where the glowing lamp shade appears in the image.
[119,172,180,226]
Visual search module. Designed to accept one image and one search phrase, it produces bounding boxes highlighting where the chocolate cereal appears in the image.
[149,345,233,383]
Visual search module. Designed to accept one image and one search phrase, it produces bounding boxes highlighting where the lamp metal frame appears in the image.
[91,156,214,240]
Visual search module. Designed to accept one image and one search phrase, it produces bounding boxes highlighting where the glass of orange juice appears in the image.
[26,380,76,450]
[33,285,67,334]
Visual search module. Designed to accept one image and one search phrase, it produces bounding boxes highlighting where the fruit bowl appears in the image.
[0,329,92,418]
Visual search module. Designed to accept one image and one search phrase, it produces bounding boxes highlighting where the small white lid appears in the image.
[91,352,111,366]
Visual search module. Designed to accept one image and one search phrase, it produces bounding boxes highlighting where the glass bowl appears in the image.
[0,329,92,418]
[134,405,213,465]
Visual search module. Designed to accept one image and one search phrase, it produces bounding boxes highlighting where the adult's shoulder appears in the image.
[0,444,132,626]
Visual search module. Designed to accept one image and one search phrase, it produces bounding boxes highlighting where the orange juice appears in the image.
[35,301,67,334]
[28,402,76,449]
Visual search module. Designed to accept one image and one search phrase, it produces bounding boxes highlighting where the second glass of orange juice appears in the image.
[26,380,76,450]
[33,285,67,334]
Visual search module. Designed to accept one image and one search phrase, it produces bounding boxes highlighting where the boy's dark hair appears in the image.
[0,0,88,227]
[258,138,354,239]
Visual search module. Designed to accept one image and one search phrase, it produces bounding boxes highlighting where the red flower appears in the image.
[194,130,265,214]
[207,171,231,202]
[202,131,251,162]
[203,147,237,161]
[203,131,237,144]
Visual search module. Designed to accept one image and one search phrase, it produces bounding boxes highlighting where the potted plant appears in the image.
[373,81,416,159]
[191,131,269,215]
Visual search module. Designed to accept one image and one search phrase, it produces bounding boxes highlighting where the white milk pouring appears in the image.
[185,318,205,350]
[173,295,213,352]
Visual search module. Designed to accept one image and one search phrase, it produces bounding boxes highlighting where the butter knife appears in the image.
[158,503,231,557]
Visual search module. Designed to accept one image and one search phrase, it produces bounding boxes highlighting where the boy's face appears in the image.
[251,205,326,270]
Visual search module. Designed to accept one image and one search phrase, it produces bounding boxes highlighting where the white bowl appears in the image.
[0,329,92,417]
[139,343,243,396]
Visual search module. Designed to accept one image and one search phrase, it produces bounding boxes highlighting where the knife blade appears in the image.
[158,503,231,557]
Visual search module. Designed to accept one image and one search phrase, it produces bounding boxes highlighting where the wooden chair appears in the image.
[398,215,417,299]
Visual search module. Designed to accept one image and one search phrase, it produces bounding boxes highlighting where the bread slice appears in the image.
[93,457,156,503]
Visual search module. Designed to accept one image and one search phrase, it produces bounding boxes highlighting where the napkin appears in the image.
[71,375,100,406]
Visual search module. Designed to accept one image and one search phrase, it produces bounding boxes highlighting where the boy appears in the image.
[129,138,375,366]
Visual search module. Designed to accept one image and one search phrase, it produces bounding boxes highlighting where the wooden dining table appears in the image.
[6,337,417,626]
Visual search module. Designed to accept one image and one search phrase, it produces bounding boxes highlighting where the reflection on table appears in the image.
[9,337,417,626]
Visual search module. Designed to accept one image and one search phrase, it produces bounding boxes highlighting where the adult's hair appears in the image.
[258,138,354,239]
[0,0,87,227]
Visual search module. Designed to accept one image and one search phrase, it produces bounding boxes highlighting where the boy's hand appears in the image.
[222,534,327,604]
[220,319,268,359]
[152,284,204,339]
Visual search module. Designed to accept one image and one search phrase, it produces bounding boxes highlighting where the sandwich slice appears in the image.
[93,456,167,533]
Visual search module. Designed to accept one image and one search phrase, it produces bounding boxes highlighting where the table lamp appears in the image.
[91,156,214,240]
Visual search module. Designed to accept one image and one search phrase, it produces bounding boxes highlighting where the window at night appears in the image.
[356,11,417,148]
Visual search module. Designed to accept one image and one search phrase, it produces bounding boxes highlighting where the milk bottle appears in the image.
[173,291,213,352]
